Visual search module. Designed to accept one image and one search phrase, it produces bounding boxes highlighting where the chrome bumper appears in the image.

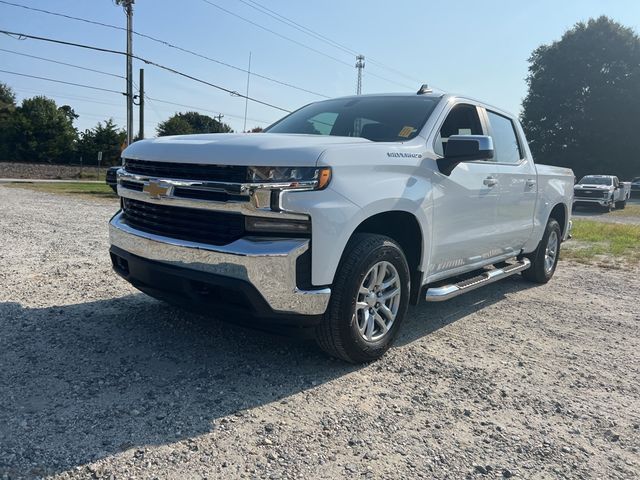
[109,212,330,316]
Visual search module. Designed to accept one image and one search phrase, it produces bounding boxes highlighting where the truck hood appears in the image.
[122,133,371,166]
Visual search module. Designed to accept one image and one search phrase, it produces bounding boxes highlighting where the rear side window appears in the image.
[487,111,522,164]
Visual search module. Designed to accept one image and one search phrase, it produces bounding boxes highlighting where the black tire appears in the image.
[522,218,561,284]
[615,199,627,209]
[315,233,410,363]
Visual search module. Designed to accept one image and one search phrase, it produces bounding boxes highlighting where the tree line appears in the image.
[0,83,242,166]
[0,16,638,178]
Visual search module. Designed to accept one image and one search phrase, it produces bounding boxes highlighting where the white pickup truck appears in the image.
[109,90,574,363]
[573,175,631,211]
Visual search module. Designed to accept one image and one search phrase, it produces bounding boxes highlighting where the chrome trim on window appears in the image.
[110,212,330,315]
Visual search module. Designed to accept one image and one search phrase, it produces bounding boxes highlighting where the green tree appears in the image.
[0,82,15,110]
[156,111,233,136]
[0,83,17,160]
[78,119,127,166]
[521,16,640,180]
[9,96,78,163]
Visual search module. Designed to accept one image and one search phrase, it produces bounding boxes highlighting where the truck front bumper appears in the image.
[109,212,330,320]
[573,198,610,206]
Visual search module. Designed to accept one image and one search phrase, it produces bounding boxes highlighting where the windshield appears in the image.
[579,176,612,185]
[265,96,440,142]
[632,177,640,183]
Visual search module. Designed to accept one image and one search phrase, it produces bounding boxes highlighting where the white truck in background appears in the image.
[573,175,631,211]
[109,88,574,363]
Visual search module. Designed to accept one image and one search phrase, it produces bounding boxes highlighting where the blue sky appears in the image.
[1,0,639,135]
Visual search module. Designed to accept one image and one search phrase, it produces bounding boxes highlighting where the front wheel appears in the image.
[603,198,614,212]
[315,233,410,363]
[522,218,562,284]
[615,199,627,209]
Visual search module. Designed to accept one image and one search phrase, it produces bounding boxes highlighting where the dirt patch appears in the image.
[1,185,639,479]
[0,162,107,180]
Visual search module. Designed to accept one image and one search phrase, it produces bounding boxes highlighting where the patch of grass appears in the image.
[6,182,117,199]
[611,204,640,218]
[562,219,640,265]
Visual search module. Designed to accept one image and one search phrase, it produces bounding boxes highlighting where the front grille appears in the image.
[574,189,606,199]
[121,198,245,245]
[124,158,247,183]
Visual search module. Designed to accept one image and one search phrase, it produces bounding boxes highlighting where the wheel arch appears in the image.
[548,202,568,240]
[346,210,425,304]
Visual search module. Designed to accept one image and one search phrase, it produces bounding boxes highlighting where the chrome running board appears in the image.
[425,258,531,302]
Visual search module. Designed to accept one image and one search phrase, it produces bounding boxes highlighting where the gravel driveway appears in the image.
[1,185,639,480]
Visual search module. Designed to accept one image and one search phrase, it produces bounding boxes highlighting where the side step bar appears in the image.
[425,258,531,302]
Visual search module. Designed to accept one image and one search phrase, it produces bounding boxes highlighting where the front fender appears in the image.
[282,178,433,286]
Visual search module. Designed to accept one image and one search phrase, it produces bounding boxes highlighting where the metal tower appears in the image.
[356,55,365,95]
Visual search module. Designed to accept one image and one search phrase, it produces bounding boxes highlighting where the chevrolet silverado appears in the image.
[109,89,574,363]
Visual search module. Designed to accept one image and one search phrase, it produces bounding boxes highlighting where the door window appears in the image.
[486,111,522,164]
[434,104,484,157]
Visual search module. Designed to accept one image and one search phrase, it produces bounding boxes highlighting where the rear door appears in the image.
[485,109,537,253]
[429,103,501,277]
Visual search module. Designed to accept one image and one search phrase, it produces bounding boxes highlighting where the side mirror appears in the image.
[437,135,494,176]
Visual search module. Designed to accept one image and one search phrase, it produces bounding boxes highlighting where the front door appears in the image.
[429,103,501,278]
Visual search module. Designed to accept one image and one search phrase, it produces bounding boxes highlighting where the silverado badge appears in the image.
[143,180,170,199]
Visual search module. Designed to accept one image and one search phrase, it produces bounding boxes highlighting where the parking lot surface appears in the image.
[1,185,639,479]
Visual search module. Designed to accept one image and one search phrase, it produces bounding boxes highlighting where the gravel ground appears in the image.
[1,185,639,480]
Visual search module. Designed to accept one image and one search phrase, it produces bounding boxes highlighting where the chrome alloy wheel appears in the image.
[354,261,402,342]
[544,230,559,274]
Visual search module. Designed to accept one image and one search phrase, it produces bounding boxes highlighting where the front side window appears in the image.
[487,111,523,164]
[265,96,440,142]
[434,104,484,157]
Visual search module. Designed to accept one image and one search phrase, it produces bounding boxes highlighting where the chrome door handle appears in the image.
[483,176,498,187]
[526,179,537,187]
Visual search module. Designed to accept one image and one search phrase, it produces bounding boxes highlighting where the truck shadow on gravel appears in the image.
[1,276,535,477]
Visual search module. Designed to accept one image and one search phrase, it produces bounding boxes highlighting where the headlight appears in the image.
[247,166,331,190]
[245,216,311,235]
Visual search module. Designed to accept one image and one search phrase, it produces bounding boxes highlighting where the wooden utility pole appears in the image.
[138,68,144,139]
[121,0,135,146]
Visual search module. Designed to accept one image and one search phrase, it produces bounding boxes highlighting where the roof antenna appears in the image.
[417,84,432,94]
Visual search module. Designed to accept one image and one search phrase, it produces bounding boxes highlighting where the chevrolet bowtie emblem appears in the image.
[143,181,170,198]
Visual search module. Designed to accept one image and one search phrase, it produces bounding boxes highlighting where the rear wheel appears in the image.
[315,233,410,363]
[522,218,561,284]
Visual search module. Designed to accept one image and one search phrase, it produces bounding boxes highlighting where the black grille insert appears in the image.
[122,198,245,245]
[124,158,248,183]
[574,189,606,199]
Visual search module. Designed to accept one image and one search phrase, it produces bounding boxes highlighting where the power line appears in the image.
[238,0,423,85]
[146,96,271,124]
[0,69,125,95]
[8,78,272,125]
[0,47,124,79]
[12,87,124,107]
[200,0,415,90]
[236,0,357,56]
[0,30,292,113]
[200,0,353,68]
[0,0,329,99]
